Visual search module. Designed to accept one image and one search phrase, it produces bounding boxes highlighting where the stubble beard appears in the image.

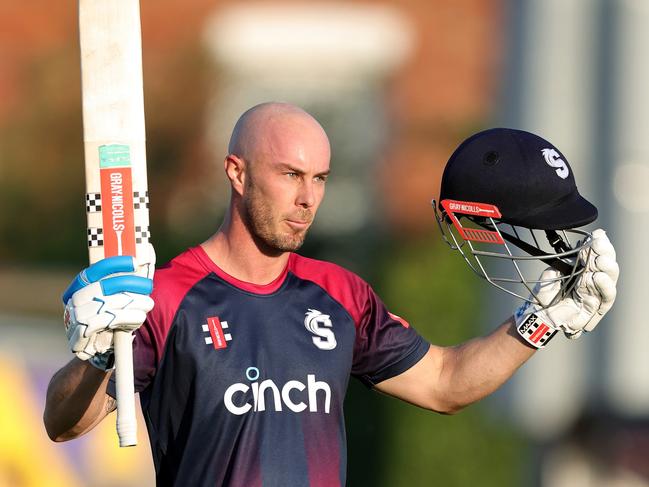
[242,180,311,253]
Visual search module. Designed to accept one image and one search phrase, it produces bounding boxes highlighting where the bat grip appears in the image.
[114,329,137,447]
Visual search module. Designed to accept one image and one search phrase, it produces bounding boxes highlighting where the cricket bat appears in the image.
[79,0,150,447]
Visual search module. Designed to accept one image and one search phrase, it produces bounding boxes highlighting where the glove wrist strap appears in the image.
[515,312,558,349]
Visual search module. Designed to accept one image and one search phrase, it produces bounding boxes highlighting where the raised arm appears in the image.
[375,317,532,414]
[44,252,154,441]
[377,230,619,413]
[44,358,115,441]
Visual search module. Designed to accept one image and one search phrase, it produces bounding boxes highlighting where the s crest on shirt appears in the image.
[304,309,337,350]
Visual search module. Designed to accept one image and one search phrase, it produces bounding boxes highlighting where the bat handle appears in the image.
[114,329,137,447]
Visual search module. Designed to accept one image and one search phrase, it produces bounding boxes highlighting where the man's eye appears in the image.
[315,175,328,183]
[286,172,298,178]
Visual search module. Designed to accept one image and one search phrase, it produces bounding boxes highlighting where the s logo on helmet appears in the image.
[541,148,569,179]
[304,309,337,350]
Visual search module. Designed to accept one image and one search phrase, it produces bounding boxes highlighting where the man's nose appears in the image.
[296,179,315,208]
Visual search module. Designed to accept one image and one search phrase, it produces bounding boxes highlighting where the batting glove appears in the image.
[62,245,155,370]
[514,229,619,348]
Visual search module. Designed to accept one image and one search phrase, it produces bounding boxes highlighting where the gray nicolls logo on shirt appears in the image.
[202,316,232,350]
[304,309,337,350]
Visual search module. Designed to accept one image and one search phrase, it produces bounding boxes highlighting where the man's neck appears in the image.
[201,220,290,286]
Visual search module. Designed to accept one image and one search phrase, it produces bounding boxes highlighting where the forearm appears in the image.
[375,317,535,414]
[434,316,534,413]
[44,357,115,441]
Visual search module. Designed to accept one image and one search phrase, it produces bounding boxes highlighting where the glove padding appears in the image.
[63,245,155,369]
[514,229,619,348]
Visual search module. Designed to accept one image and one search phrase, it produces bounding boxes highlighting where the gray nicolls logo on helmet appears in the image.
[432,127,597,308]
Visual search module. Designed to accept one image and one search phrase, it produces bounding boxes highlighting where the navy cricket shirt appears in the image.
[109,246,430,486]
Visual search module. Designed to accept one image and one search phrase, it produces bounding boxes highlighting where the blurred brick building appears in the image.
[0,0,503,236]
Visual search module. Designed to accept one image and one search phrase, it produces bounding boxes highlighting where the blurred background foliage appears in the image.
[345,236,524,486]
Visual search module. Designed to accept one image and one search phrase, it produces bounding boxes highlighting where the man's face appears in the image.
[240,123,330,253]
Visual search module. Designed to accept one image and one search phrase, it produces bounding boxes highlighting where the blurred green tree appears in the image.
[0,49,85,264]
[0,42,212,267]
[346,235,524,487]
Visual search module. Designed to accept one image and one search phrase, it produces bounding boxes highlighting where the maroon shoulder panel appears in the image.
[131,247,211,392]
[288,252,429,386]
[288,253,371,327]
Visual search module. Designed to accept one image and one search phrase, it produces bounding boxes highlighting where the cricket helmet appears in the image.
[433,128,597,307]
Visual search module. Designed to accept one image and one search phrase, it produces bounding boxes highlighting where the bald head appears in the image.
[222,102,331,254]
[228,102,330,165]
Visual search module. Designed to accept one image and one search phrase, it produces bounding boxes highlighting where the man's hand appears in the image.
[62,246,155,370]
[515,229,619,348]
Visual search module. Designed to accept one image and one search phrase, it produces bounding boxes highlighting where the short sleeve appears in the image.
[351,285,430,387]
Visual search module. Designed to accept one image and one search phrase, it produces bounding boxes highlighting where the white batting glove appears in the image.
[514,229,619,348]
[62,245,155,370]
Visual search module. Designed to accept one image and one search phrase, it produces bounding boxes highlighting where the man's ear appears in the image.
[225,154,246,196]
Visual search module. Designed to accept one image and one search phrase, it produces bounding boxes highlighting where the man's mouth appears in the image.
[285,219,311,231]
